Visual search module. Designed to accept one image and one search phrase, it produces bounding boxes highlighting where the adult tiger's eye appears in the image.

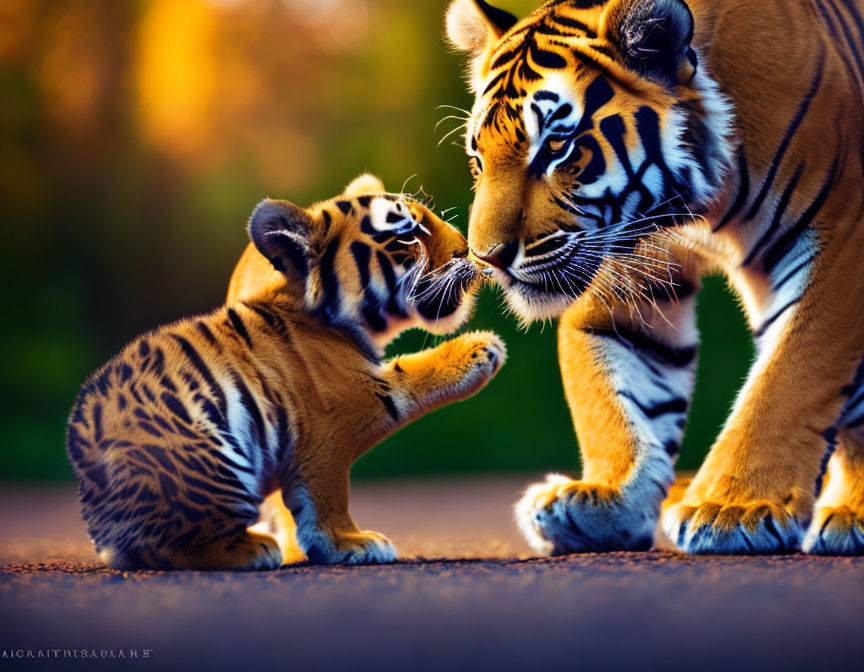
[546,138,567,154]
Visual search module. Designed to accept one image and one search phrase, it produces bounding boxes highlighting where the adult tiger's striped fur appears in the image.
[66,174,506,570]
[446,0,864,554]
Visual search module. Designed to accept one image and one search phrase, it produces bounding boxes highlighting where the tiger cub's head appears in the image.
[446,0,735,320]
[248,174,479,346]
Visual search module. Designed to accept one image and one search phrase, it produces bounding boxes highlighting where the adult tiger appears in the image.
[446,0,864,554]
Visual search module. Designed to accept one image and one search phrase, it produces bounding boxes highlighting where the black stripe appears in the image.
[828,0,864,88]
[583,327,697,368]
[772,255,814,292]
[227,308,252,348]
[754,298,801,338]
[815,0,842,41]
[317,238,341,316]
[742,163,805,267]
[842,0,864,62]
[232,372,267,449]
[715,149,749,231]
[618,390,689,419]
[92,402,103,443]
[161,392,192,425]
[351,241,372,287]
[375,393,400,422]
[551,15,597,39]
[170,335,227,414]
[526,236,568,258]
[242,302,284,335]
[196,321,217,345]
[377,251,397,291]
[745,51,825,220]
[845,412,864,429]
[362,293,387,332]
[762,151,839,273]
[491,46,521,71]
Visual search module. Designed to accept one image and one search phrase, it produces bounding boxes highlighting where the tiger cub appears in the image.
[66,174,506,570]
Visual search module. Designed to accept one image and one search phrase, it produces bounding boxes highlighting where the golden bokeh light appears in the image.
[136,0,217,160]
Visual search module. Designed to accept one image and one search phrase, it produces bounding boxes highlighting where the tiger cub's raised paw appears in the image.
[803,506,864,555]
[662,501,804,554]
[306,530,397,565]
[454,331,506,396]
[515,474,657,555]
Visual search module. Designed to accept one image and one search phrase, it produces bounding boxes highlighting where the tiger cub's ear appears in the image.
[343,173,385,198]
[445,0,518,92]
[248,199,312,283]
[603,0,698,87]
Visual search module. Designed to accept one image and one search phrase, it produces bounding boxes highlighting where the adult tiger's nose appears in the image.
[470,241,519,275]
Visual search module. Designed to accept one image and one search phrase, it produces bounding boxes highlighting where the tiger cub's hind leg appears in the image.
[168,530,283,571]
[804,428,864,555]
[249,490,307,564]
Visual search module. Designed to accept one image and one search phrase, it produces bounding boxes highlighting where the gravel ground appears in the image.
[1,478,862,671]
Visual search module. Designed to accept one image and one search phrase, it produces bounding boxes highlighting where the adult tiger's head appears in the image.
[247,174,480,347]
[446,0,734,319]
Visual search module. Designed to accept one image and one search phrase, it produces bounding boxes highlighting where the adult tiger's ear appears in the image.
[248,199,311,283]
[604,0,698,87]
[445,0,518,92]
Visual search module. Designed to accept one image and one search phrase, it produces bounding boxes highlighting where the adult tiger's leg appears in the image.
[803,431,864,555]
[664,230,864,554]
[516,281,700,555]
[804,354,864,555]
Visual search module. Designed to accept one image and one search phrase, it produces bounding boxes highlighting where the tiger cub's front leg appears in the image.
[286,331,506,564]
[516,284,699,554]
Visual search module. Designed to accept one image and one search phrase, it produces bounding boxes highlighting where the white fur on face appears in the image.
[369,197,416,235]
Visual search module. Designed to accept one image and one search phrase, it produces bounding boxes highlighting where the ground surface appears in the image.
[1,478,862,671]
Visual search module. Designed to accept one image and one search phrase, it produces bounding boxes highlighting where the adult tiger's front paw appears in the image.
[515,474,657,555]
[803,506,864,555]
[662,501,804,554]
[306,529,397,565]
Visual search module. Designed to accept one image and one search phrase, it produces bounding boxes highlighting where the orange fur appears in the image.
[449,0,864,554]
[67,175,506,569]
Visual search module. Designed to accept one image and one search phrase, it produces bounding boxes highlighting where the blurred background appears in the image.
[1,0,752,483]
